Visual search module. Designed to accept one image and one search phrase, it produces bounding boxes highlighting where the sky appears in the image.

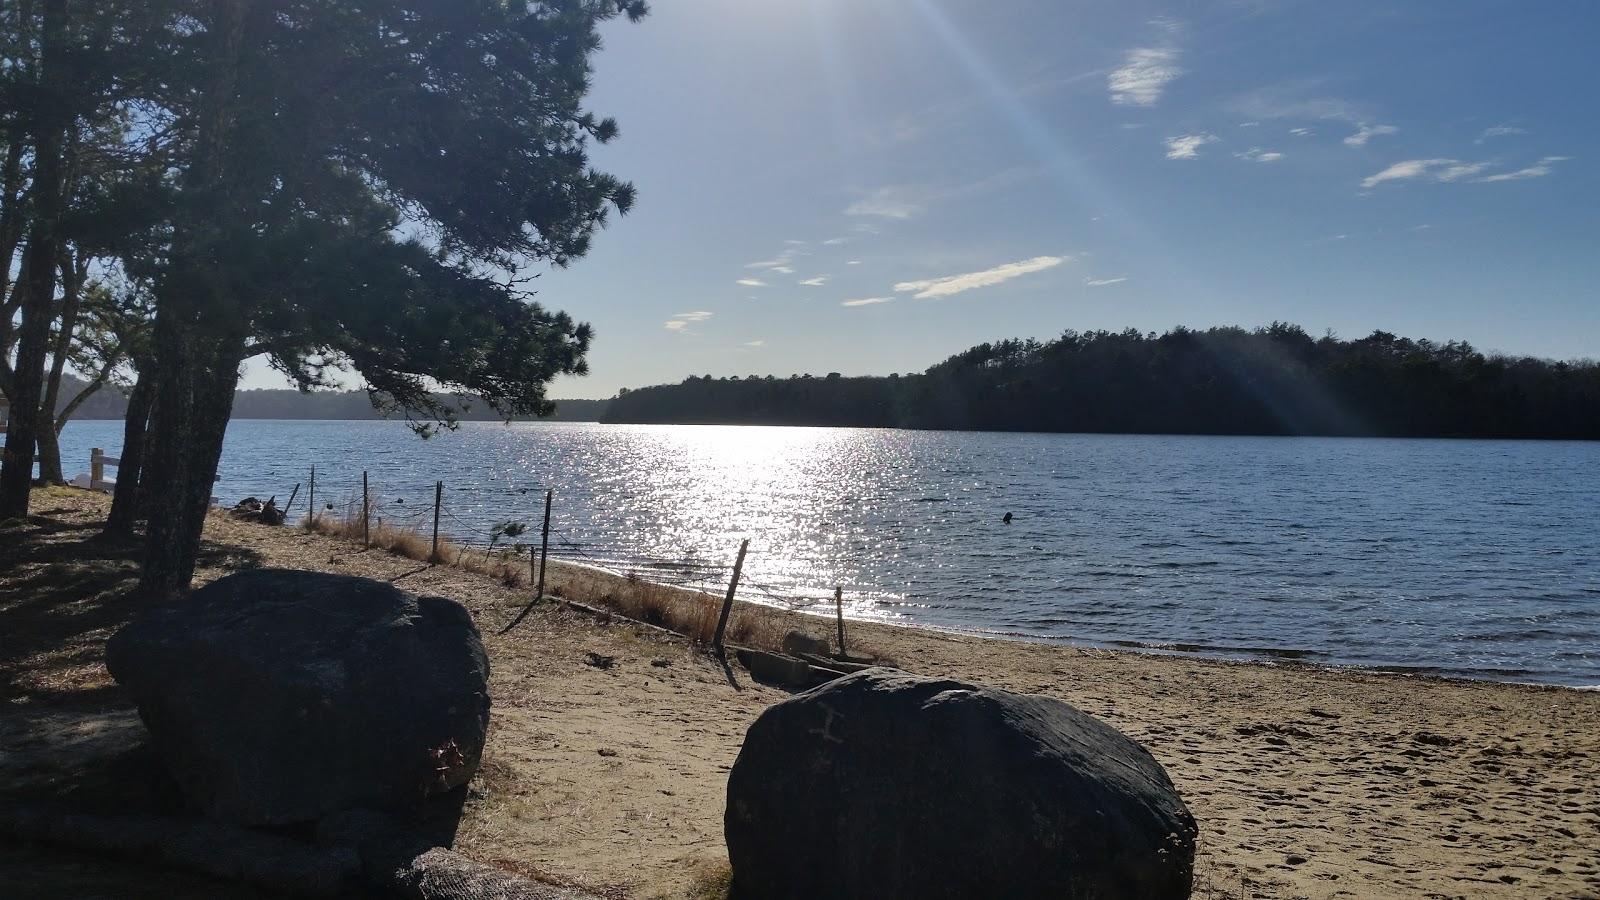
[241,0,1600,399]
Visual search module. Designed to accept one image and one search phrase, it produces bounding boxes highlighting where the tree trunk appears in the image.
[35,251,85,485]
[0,244,63,519]
[137,318,242,595]
[35,426,64,485]
[105,369,155,535]
[136,0,251,593]
[0,135,27,362]
[0,0,68,519]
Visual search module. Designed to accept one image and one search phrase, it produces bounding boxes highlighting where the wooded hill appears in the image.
[602,324,1600,439]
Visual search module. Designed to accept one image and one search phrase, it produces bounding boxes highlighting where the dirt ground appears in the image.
[3,487,1598,899]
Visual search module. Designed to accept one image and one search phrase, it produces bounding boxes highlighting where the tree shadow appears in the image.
[0,515,262,704]
[713,650,744,692]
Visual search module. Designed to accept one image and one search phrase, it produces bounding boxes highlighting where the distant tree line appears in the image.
[52,376,609,423]
[602,324,1600,439]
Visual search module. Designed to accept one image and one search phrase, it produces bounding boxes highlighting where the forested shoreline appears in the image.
[602,324,1600,439]
[50,323,1600,438]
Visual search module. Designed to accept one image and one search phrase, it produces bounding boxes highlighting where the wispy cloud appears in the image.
[1234,147,1284,162]
[846,260,863,266]
[1344,123,1398,147]
[1474,156,1571,182]
[841,296,893,307]
[822,237,848,246]
[1084,276,1127,287]
[1289,127,1314,137]
[846,186,927,219]
[798,275,829,287]
[1477,125,1528,143]
[1360,158,1488,188]
[745,243,811,270]
[744,340,765,347]
[894,255,1067,299]
[1165,133,1218,160]
[846,168,1040,221]
[1108,46,1181,107]
[1228,84,1366,124]
[1361,156,1571,189]
[664,311,713,332]
[736,277,767,287]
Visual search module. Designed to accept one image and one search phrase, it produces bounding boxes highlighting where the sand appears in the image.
[3,487,1598,899]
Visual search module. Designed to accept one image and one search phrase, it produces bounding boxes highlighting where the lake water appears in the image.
[55,420,1600,686]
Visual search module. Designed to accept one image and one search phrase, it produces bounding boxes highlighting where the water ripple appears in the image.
[56,420,1600,686]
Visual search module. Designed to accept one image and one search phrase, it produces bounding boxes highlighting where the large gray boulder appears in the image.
[108,568,490,827]
[724,669,1197,899]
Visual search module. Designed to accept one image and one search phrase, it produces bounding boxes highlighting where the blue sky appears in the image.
[243,0,1598,398]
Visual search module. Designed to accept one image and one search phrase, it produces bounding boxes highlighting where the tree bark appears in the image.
[34,426,63,486]
[137,325,242,594]
[105,367,155,535]
[35,255,84,485]
[136,0,250,593]
[0,135,27,362]
[0,0,68,519]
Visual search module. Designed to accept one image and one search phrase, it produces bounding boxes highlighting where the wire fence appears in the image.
[289,466,852,622]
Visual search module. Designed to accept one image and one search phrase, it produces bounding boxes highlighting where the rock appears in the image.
[734,648,814,688]
[725,669,1196,900]
[780,630,831,658]
[228,496,283,525]
[108,568,490,827]
[258,499,284,526]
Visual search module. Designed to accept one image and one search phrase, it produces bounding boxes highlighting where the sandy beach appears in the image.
[3,487,1598,899]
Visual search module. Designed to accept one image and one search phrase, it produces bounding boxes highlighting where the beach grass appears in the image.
[301,505,851,661]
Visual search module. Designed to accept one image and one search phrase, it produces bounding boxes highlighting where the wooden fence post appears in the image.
[498,488,556,636]
[712,539,750,658]
[835,586,846,656]
[362,471,370,549]
[536,489,552,603]
[307,466,316,527]
[90,448,104,487]
[431,480,443,563]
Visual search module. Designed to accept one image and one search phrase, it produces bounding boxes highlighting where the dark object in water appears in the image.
[1002,511,1013,524]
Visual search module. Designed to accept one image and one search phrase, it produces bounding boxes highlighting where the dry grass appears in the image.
[684,860,733,900]
[304,505,534,588]
[297,504,873,661]
[547,565,868,661]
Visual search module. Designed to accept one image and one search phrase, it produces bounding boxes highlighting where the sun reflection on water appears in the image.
[51,418,1600,683]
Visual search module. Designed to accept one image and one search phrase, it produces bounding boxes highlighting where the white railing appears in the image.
[70,447,119,492]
